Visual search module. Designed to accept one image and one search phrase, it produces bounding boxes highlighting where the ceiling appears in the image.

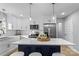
[0,3,79,20]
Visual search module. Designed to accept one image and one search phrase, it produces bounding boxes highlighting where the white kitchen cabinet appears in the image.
[7,14,27,30]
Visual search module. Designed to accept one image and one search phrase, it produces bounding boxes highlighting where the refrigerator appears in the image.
[43,23,56,38]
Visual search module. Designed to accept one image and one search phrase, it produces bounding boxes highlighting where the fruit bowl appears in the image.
[37,33,50,42]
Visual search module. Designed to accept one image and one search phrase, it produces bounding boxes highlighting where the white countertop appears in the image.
[12,38,75,45]
[0,35,28,38]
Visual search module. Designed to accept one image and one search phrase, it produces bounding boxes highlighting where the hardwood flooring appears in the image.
[61,45,79,56]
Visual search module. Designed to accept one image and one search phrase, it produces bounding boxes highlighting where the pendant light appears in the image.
[29,3,32,21]
[52,3,56,23]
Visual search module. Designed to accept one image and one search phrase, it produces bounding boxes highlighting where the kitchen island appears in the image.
[12,38,74,56]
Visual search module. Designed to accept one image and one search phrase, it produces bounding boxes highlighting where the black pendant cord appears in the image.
[52,3,55,17]
[29,3,32,18]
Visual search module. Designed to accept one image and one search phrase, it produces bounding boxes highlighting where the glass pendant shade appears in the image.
[52,3,56,23]
[29,3,32,21]
[29,17,32,21]
[52,16,56,23]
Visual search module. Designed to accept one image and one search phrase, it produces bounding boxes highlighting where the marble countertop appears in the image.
[0,35,28,38]
[12,38,75,45]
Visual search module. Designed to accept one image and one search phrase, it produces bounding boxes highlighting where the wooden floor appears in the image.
[61,45,79,56]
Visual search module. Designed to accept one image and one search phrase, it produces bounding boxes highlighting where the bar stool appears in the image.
[29,52,42,56]
[52,52,65,56]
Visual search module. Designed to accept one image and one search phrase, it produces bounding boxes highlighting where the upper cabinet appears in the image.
[7,14,27,30]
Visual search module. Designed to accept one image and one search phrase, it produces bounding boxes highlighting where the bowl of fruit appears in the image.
[37,32,50,42]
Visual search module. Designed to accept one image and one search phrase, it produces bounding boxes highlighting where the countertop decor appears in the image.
[37,33,50,42]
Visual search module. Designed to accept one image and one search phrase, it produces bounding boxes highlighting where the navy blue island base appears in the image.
[18,45,60,56]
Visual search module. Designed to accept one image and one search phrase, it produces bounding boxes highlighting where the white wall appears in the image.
[72,11,79,51]
[64,16,73,42]
[72,11,79,44]
[64,11,79,51]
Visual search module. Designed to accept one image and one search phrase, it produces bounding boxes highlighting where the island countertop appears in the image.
[12,38,75,45]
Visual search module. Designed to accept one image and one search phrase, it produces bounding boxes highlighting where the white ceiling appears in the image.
[0,3,79,19]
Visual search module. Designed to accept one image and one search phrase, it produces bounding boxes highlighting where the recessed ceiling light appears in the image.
[61,12,65,15]
[20,14,23,17]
